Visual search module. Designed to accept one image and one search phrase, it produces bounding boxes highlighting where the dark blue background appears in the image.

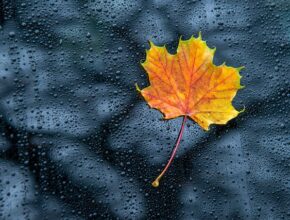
[0,0,289,219]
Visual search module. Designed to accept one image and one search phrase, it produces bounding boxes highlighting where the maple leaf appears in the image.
[136,32,244,187]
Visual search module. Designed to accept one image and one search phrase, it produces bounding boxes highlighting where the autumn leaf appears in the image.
[136,32,244,187]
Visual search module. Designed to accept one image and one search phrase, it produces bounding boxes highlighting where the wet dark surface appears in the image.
[0,0,289,219]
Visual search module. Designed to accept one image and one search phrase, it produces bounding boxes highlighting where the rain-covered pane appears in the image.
[0,0,289,219]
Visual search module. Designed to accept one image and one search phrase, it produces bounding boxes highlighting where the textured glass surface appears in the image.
[0,0,289,219]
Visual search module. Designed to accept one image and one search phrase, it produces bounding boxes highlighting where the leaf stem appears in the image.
[152,116,187,187]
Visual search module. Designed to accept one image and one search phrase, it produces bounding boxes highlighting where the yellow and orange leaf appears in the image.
[137,33,244,187]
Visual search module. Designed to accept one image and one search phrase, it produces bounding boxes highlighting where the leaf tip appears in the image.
[237,66,245,71]
[135,83,141,93]
[140,60,146,67]
[239,105,246,113]
[203,126,210,131]
[198,31,202,39]
[148,40,155,48]
[179,35,184,43]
